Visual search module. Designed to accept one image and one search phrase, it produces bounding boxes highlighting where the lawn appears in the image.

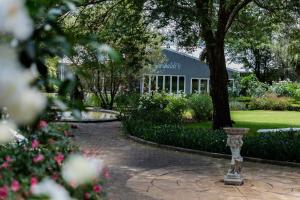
[185,110,300,134]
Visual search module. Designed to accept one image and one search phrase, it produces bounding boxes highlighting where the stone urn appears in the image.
[223,127,249,186]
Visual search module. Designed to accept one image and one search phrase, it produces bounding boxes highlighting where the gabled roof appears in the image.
[163,48,242,73]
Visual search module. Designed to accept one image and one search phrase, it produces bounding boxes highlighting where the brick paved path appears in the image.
[73,122,300,200]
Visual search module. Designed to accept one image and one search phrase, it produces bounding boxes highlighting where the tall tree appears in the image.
[226,3,300,82]
[62,0,163,109]
[226,5,276,83]
[137,0,299,129]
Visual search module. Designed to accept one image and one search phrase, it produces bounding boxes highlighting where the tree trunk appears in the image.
[206,42,232,130]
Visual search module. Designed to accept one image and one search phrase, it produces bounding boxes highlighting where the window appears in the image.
[142,75,185,94]
[150,75,156,91]
[179,76,185,92]
[171,76,178,93]
[143,75,149,93]
[157,76,164,92]
[192,79,199,93]
[165,76,171,93]
[200,79,209,93]
[191,78,209,94]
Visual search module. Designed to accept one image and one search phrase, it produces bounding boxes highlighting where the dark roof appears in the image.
[154,49,237,78]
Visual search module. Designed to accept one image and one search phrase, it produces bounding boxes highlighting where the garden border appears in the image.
[126,133,300,168]
[55,109,120,123]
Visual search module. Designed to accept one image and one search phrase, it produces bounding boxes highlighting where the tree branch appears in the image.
[195,0,215,44]
[225,0,252,34]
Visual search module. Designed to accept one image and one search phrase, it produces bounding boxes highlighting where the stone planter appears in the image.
[223,127,249,186]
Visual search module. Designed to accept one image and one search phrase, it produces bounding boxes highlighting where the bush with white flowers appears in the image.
[0,0,108,199]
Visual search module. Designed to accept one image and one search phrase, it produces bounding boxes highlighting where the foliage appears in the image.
[228,73,242,97]
[124,120,228,153]
[269,81,300,99]
[248,94,292,110]
[62,0,163,109]
[124,119,300,162]
[0,1,112,199]
[239,74,269,97]
[84,93,103,107]
[119,93,187,125]
[138,0,300,129]
[115,92,141,108]
[244,132,300,162]
[226,4,281,82]
[188,94,213,121]
[0,123,108,199]
[229,101,247,111]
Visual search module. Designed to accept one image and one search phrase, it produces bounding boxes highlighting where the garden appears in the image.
[0,0,300,199]
[0,1,110,199]
[118,77,300,163]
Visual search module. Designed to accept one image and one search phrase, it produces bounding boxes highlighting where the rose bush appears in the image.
[0,0,111,199]
[0,122,108,199]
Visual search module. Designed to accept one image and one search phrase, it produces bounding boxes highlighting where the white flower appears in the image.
[7,89,47,124]
[32,179,71,200]
[0,46,47,124]
[0,121,16,144]
[62,154,103,186]
[0,0,33,40]
[0,45,21,68]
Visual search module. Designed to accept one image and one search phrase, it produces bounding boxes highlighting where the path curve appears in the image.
[73,122,300,200]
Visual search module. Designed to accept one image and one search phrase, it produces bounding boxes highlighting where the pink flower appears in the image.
[31,139,39,149]
[0,186,8,199]
[93,185,102,193]
[38,120,48,129]
[33,154,44,163]
[5,156,13,163]
[54,153,64,166]
[1,162,9,169]
[11,180,20,192]
[30,177,38,187]
[84,192,91,199]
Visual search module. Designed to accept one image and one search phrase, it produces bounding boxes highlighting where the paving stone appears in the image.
[73,122,300,200]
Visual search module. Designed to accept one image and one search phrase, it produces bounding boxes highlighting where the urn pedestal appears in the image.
[223,127,249,186]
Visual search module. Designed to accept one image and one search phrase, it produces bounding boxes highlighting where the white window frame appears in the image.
[190,78,210,94]
[190,78,200,94]
[228,79,234,89]
[141,74,186,94]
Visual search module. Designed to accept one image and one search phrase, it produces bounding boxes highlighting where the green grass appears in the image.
[185,110,300,134]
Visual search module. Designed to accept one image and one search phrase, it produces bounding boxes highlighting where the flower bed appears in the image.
[0,122,108,199]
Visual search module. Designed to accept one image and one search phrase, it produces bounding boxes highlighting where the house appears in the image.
[140,48,239,94]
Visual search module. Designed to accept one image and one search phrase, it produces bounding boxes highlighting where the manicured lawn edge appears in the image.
[126,133,300,168]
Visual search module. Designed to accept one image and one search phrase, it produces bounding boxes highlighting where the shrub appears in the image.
[120,93,187,125]
[115,92,141,116]
[229,101,247,111]
[188,94,213,121]
[123,120,228,153]
[240,74,269,97]
[235,96,252,103]
[115,92,140,109]
[243,132,300,162]
[269,81,300,98]
[249,94,292,110]
[0,123,108,199]
[165,94,188,120]
[123,120,300,163]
